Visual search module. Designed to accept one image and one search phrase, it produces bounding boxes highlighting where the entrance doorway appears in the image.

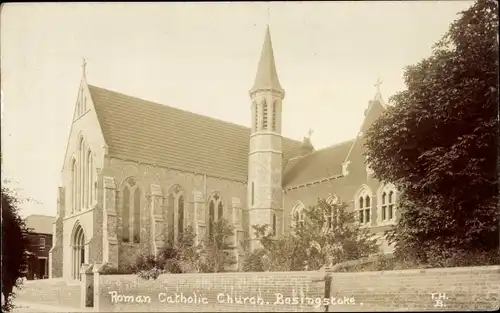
[72,224,85,280]
[38,258,47,279]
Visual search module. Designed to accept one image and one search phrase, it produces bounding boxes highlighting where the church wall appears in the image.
[50,216,64,278]
[61,82,106,218]
[283,149,397,254]
[62,209,95,279]
[89,204,103,264]
[56,81,107,279]
[103,157,248,268]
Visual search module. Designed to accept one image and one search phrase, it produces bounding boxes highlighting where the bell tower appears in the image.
[247,25,284,250]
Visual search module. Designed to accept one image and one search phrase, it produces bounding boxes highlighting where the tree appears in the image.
[364,0,499,263]
[197,218,237,273]
[1,182,32,312]
[243,198,378,272]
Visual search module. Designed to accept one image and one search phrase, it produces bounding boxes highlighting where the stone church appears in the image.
[49,26,398,280]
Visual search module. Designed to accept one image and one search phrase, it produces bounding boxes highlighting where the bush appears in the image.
[242,249,267,272]
[330,248,500,273]
[137,267,164,280]
[99,263,135,275]
[424,248,500,268]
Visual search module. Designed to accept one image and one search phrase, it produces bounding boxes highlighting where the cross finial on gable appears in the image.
[307,129,314,138]
[374,77,383,92]
[82,58,87,78]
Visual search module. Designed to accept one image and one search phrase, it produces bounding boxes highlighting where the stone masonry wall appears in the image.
[49,216,64,278]
[89,204,103,264]
[102,157,248,268]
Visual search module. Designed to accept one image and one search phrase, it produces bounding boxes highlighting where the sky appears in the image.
[1,1,474,218]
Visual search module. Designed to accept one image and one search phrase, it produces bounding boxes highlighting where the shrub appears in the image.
[137,267,164,280]
[99,263,135,275]
[242,249,266,272]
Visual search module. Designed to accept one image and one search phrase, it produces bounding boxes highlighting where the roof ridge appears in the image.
[312,138,356,153]
[25,214,56,218]
[288,138,355,162]
[88,84,300,144]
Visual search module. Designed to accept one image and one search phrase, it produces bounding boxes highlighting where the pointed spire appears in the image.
[250,25,283,93]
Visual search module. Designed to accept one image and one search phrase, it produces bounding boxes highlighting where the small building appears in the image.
[24,214,55,280]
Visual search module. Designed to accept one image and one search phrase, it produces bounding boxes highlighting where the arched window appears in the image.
[355,186,372,225]
[87,150,93,207]
[251,182,255,206]
[218,202,224,220]
[272,100,277,131]
[122,187,130,242]
[272,213,277,236]
[79,138,85,210]
[71,159,77,213]
[325,193,339,229]
[208,200,215,239]
[262,99,268,130]
[292,202,305,229]
[378,184,397,224]
[133,188,141,243]
[253,101,258,132]
[178,196,184,239]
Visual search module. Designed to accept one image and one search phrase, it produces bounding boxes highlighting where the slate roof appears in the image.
[89,85,303,182]
[283,139,355,189]
[24,215,55,235]
[251,25,283,92]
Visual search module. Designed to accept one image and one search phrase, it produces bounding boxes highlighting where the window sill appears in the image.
[358,223,372,229]
[121,241,140,246]
[377,220,397,227]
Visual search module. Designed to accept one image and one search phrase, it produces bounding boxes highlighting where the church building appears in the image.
[49,26,398,280]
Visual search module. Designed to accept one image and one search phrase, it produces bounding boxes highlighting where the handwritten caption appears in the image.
[430,293,448,308]
[108,290,358,308]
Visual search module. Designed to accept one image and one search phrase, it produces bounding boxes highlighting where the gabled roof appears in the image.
[283,139,355,189]
[343,92,387,165]
[24,215,55,235]
[89,85,302,182]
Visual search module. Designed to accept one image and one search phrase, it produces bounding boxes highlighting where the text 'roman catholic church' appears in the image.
[49,26,399,279]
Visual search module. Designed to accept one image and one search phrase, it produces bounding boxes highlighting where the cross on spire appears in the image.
[267,6,270,25]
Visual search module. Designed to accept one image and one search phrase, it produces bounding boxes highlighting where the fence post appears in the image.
[324,273,332,312]
[92,263,104,312]
[80,264,94,309]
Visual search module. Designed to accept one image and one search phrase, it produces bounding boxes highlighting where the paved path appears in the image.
[13,301,92,312]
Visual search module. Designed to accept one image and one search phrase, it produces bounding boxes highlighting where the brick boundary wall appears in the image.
[14,279,82,309]
[94,269,325,312]
[325,265,500,312]
[82,265,499,312]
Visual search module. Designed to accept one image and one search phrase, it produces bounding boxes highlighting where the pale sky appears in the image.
[1,1,473,218]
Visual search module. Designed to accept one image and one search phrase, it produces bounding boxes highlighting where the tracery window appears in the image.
[292,201,306,229]
[121,178,141,243]
[355,186,372,225]
[378,184,397,224]
[178,195,184,239]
